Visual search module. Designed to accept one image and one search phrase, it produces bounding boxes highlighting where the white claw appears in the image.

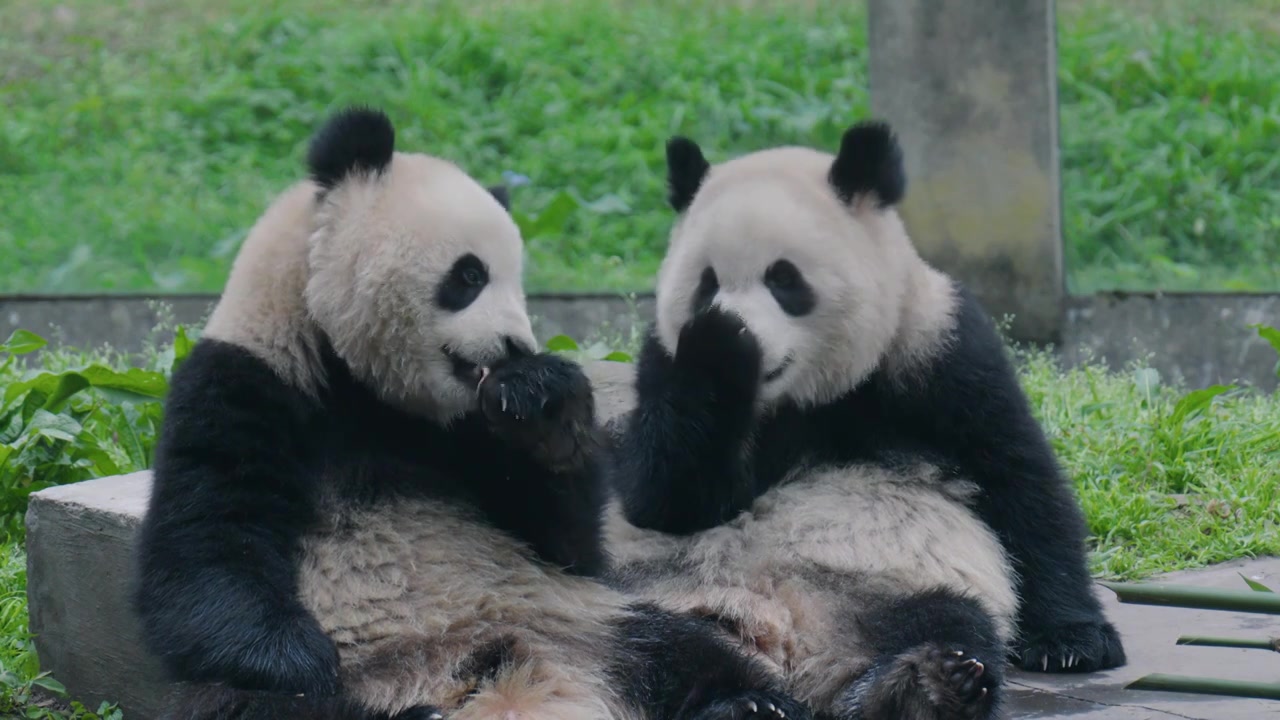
[1042,655,1049,672]
[952,650,965,657]
[1067,654,1076,667]
[766,703,776,713]
[979,688,988,699]
[429,714,444,720]
[501,387,508,412]
[747,701,758,714]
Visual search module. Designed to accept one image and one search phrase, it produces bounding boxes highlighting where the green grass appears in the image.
[0,319,1278,716]
[1,0,1277,295]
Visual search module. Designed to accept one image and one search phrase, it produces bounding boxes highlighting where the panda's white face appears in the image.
[655,140,945,410]
[305,152,536,423]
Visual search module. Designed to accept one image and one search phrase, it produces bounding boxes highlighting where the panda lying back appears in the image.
[132,106,811,720]
[607,121,1126,720]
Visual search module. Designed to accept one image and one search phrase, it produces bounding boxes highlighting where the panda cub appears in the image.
[132,106,812,720]
[606,121,1126,720]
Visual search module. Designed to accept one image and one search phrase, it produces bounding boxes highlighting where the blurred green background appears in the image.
[2,0,1277,295]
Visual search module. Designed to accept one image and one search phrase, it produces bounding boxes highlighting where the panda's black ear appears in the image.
[666,136,710,213]
[307,106,396,191]
[828,120,906,209]
[487,184,511,211]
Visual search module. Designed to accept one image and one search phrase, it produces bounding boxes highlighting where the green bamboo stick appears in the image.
[1126,673,1280,700]
[1100,581,1280,614]
[1176,635,1280,651]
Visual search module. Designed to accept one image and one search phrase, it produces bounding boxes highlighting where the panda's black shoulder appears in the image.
[157,339,323,459]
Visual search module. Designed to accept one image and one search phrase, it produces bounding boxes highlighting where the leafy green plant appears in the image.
[0,328,192,541]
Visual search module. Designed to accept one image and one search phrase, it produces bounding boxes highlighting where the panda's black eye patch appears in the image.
[692,266,719,315]
[436,253,489,312]
[764,260,815,317]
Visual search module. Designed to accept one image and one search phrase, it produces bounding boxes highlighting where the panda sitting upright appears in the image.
[605,121,1126,720]
[132,106,813,720]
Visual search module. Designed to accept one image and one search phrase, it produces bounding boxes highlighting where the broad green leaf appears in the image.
[1239,572,1275,593]
[40,373,92,413]
[522,191,578,239]
[602,351,633,363]
[26,409,83,443]
[29,674,66,695]
[545,335,580,352]
[1252,324,1280,378]
[0,329,47,355]
[0,444,12,468]
[1132,368,1161,398]
[173,325,195,365]
[79,446,122,477]
[78,365,169,398]
[1170,385,1231,426]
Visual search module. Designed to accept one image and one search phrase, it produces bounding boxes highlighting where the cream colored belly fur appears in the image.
[297,499,642,720]
[607,462,1018,708]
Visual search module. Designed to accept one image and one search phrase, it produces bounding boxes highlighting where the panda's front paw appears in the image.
[479,353,596,469]
[1014,619,1126,673]
[224,611,342,697]
[675,309,763,401]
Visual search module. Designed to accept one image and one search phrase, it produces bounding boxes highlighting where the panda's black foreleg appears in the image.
[475,351,610,576]
[135,339,344,697]
[612,311,764,535]
[833,589,1003,720]
[890,291,1126,674]
[611,603,813,720]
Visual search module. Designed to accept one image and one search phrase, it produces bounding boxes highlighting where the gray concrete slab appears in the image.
[23,360,1280,718]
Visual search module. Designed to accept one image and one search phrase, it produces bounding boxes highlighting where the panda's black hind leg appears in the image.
[611,603,813,720]
[836,589,1005,720]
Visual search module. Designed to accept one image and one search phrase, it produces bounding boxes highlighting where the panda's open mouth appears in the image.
[764,356,794,383]
[445,348,484,385]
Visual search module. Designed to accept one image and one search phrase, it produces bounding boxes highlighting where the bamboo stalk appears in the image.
[1176,635,1280,651]
[1100,581,1280,614]
[1126,673,1280,700]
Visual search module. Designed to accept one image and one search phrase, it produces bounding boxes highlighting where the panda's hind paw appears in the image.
[690,690,811,720]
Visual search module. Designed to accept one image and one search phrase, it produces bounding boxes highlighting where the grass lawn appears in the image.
[2,0,1279,295]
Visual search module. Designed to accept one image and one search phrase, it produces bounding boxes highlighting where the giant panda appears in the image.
[131,105,814,720]
[604,121,1126,720]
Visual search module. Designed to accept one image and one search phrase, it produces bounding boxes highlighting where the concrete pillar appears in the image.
[868,0,1065,343]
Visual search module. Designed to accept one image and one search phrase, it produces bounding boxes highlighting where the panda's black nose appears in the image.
[504,336,534,359]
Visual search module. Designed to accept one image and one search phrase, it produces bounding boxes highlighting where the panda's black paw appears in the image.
[675,309,763,401]
[688,690,810,720]
[849,644,1000,720]
[918,647,999,719]
[1014,619,1126,673]
[218,611,342,697]
[479,353,596,470]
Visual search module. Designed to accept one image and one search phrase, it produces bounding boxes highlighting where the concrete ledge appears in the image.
[3,291,1277,392]
[24,359,1280,719]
